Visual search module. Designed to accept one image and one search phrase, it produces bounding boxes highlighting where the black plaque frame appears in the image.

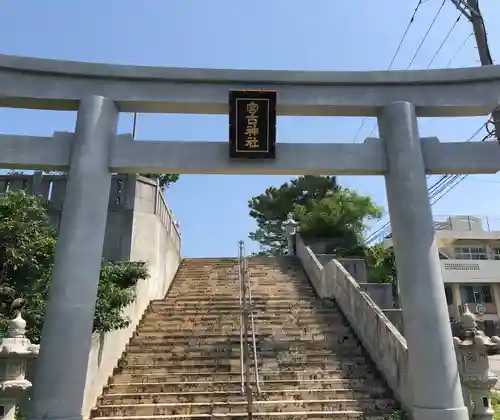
[229,90,277,159]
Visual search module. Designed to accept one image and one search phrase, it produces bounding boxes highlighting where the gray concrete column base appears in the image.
[413,405,469,420]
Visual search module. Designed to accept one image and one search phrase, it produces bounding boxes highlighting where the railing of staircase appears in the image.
[238,240,254,419]
[244,250,262,394]
[238,242,245,396]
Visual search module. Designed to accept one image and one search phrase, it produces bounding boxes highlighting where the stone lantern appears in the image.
[282,213,298,256]
[0,313,40,420]
[453,303,500,420]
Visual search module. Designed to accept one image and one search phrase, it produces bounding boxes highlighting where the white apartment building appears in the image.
[384,215,500,334]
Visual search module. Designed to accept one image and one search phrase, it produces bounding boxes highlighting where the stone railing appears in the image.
[295,234,412,412]
[154,182,181,252]
[0,172,181,260]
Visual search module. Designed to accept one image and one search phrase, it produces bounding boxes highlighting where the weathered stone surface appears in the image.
[91,257,397,419]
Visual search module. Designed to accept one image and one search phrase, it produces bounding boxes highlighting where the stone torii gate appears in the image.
[1,54,500,420]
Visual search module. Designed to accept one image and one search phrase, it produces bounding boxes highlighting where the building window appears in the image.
[454,246,487,260]
[493,248,500,260]
[460,285,492,303]
[444,286,453,305]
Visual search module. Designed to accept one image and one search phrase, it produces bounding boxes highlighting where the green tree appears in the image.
[0,190,149,343]
[248,176,338,255]
[248,176,383,256]
[363,243,400,306]
[294,188,383,248]
[365,244,396,284]
[141,173,179,189]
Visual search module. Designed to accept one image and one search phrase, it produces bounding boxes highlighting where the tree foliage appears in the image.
[141,173,179,189]
[0,190,149,343]
[364,244,396,284]
[248,176,338,255]
[294,188,383,246]
[248,176,383,256]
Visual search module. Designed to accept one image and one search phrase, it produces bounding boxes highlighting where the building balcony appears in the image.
[434,215,500,243]
[373,215,500,247]
[441,259,500,284]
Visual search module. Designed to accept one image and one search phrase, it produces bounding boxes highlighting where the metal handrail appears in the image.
[238,240,253,420]
[244,254,262,394]
[238,246,245,396]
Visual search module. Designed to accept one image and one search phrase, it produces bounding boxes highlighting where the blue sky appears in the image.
[1,0,499,257]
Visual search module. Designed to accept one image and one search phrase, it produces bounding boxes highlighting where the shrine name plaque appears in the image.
[229,90,277,159]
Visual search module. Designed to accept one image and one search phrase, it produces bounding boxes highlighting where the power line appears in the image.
[361,4,461,139]
[426,14,461,68]
[352,0,425,143]
[450,0,499,140]
[446,31,473,66]
[406,0,447,69]
[363,0,497,242]
[426,124,490,201]
[427,132,493,204]
[364,121,491,243]
[430,175,466,205]
[388,0,425,69]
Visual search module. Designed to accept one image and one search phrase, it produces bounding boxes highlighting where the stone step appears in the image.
[136,325,348,334]
[130,335,356,344]
[149,307,336,314]
[91,411,392,420]
[155,297,317,303]
[99,387,389,405]
[122,352,365,365]
[169,284,311,289]
[137,326,241,334]
[154,298,320,304]
[99,390,246,405]
[123,345,362,359]
[104,378,383,395]
[131,333,354,344]
[140,315,241,323]
[165,293,316,299]
[133,327,352,337]
[125,341,361,353]
[109,368,375,384]
[145,310,339,317]
[92,397,394,417]
[152,302,326,309]
[91,258,395,420]
[136,322,347,333]
[167,284,240,288]
[116,358,371,374]
[141,313,344,321]
[171,278,306,282]
[167,286,312,292]
[140,314,345,323]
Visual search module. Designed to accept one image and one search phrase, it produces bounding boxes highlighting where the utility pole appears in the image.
[450,0,500,141]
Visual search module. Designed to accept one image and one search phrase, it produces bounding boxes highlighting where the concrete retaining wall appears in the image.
[1,173,182,418]
[296,235,412,413]
[82,176,182,417]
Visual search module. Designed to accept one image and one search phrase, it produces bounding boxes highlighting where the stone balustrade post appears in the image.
[0,313,40,420]
[453,303,500,420]
[282,213,298,256]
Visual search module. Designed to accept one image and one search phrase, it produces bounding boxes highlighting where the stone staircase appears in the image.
[91,257,396,420]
